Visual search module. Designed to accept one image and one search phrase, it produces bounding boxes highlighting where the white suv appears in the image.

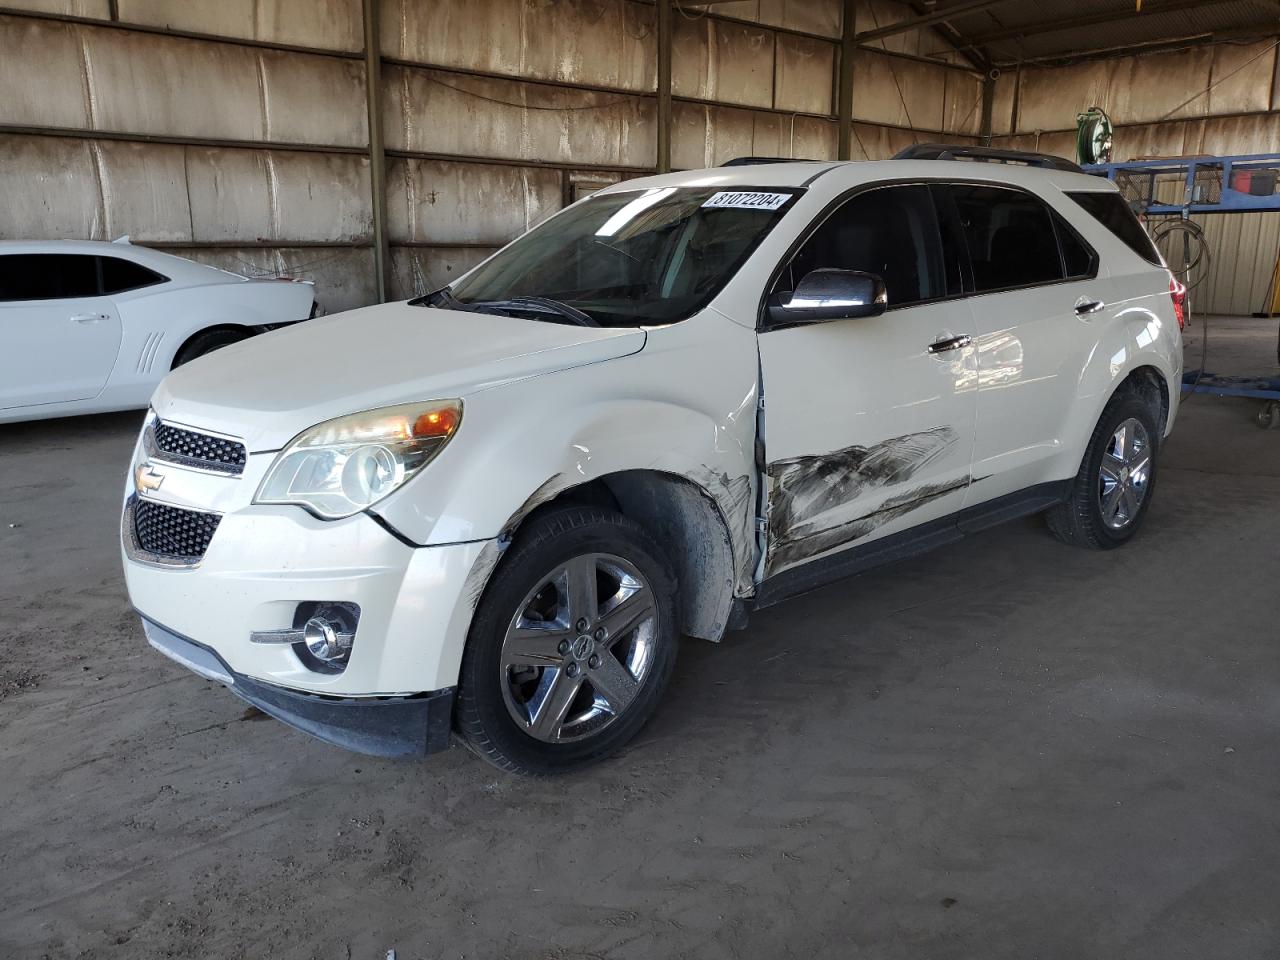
[122,146,1183,774]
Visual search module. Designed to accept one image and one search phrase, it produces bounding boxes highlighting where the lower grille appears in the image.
[132,498,221,562]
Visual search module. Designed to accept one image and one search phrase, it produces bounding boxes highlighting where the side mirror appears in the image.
[767,268,887,326]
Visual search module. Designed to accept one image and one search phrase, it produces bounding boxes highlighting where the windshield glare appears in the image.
[445,186,799,327]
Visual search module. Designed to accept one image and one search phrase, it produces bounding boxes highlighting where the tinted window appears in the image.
[950,185,1064,291]
[101,256,166,294]
[0,254,99,301]
[776,185,945,308]
[1054,212,1097,279]
[1067,190,1162,265]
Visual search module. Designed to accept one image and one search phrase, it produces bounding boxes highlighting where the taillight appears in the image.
[1168,275,1186,329]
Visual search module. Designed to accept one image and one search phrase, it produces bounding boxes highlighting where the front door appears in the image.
[758,183,978,579]
[0,254,123,409]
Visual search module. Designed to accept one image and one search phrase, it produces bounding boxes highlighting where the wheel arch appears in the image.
[170,323,255,369]
[500,468,744,643]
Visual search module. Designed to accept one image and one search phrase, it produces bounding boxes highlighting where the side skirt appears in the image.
[752,480,1069,610]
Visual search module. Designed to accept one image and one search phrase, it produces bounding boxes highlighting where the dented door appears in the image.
[757,183,978,579]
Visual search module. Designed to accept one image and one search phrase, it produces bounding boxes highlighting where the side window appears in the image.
[0,254,100,302]
[774,184,945,308]
[1066,190,1163,266]
[1054,211,1098,280]
[949,185,1065,292]
[100,256,167,294]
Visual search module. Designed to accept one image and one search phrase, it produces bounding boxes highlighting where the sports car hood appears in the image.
[151,303,646,451]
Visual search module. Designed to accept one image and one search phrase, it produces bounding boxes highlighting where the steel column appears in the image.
[837,0,856,160]
[980,74,995,144]
[657,0,672,173]
[362,0,389,302]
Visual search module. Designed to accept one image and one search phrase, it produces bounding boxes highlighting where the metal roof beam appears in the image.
[959,0,1246,50]
[853,0,1016,44]
[991,26,1280,67]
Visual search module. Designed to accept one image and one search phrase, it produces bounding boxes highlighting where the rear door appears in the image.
[0,253,123,408]
[758,182,978,579]
[941,183,1103,504]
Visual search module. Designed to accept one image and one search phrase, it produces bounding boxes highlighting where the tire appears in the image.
[455,506,679,775]
[1046,389,1160,549]
[172,328,250,368]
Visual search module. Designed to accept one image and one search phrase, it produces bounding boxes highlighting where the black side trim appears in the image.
[140,617,453,758]
[754,481,1069,609]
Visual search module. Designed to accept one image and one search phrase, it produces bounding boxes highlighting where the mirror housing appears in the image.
[767,268,887,326]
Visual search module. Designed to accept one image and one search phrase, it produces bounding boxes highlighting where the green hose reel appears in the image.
[1076,106,1114,166]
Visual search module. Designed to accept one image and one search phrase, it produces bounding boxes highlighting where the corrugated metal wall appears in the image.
[988,40,1280,315]
[0,0,983,311]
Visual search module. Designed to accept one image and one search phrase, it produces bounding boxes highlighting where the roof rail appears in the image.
[720,156,816,166]
[893,143,1084,174]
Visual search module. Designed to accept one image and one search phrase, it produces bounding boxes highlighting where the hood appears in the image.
[152,303,646,450]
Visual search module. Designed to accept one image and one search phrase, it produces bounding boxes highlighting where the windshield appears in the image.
[430,186,800,327]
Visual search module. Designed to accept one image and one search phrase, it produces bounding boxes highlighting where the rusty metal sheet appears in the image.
[673,16,775,110]
[774,32,834,115]
[942,68,983,137]
[1206,41,1276,116]
[385,158,562,244]
[185,148,371,243]
[389,245,496,300]
[672,101,836,167]
[118,0,363,52]
[385,65,656,168]
[382,0,656,93]
[687,0,841,40]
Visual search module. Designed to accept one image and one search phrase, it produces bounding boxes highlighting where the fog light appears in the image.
[304,616,352,662]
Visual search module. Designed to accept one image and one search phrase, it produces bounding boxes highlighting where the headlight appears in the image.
[255,400,461,519]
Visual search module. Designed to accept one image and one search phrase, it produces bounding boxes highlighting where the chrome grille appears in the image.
[132,498,221,562]
[152,422,246,475]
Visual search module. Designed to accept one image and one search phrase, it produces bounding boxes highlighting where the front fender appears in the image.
[372,312,762,594]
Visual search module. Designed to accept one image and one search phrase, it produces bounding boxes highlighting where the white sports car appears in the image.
[0,239,316,424]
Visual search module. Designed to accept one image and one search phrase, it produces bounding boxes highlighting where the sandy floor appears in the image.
[2,324,1279,959]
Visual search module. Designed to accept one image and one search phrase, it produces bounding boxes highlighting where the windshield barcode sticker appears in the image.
[701,191,791,211]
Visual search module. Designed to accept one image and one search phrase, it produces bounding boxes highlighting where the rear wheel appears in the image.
[172,328,250,368]
[455,506,678,775]
[1047,390,1159,549]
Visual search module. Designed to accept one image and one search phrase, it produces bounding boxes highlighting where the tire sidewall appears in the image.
[457,508,679,774]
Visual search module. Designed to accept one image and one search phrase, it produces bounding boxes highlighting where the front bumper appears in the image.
[143,618,454,757]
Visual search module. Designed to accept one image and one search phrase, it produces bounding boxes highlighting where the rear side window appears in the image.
[101,256,167,294]
[1066,191,1162,265]
[949,185,1064,292]
[0,254,99,301]
[1054,212,1097,279]
[775,184,948,308]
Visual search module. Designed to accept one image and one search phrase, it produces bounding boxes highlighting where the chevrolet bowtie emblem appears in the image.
[135,462,165,493]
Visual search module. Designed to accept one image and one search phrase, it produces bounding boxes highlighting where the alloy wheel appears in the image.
[1097,417,1151,530]
[499,553,658,743]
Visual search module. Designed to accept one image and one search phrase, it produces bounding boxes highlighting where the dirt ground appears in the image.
[2,318,1279,959]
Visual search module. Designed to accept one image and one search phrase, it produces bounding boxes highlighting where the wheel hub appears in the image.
[571,634,593,661]
[1097,417,1151,531]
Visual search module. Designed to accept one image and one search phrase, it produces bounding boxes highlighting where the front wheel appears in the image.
[455,506,679,775]
[172,328,250,368]
[1047,390,1159,549]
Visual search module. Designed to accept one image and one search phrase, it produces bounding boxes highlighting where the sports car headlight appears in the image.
[255,401,462,520]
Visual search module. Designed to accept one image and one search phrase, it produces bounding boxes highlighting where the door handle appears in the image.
[927,334,972,354]
[70,313,107,324]
[1074,298,1106,316]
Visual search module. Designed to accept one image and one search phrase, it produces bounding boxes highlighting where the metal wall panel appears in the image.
[118,0,364,52]
[671,101,837,168]
[0,0,110,16]
[684,0,843,40]
[390,246,496,300]
[0,16,368,146]
[383,65,657,169]
[381,0,657,93]
[673,16,776,110]
[1190,213,1280,317]
[385,159,562,244]
[775,32,837,115]
[172,246,378,313]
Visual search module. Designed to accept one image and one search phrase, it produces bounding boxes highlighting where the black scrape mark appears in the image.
[766,426,962,571]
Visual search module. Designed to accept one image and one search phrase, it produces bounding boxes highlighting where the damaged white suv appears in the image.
[123,145,1182,774]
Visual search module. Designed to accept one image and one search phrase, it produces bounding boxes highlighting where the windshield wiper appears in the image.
[467,296,599,327]
[409,286,473,311]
